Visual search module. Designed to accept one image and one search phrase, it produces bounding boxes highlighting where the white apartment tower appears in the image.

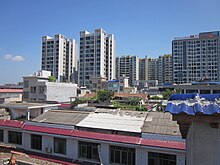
[172,31,220,84]
[79,28,116,88]
[116,55,139,86]
[41,34,78,83]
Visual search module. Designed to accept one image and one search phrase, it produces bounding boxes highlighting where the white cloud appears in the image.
[4,54,25,62]
[11,55,25,61]
[4,54,13,60]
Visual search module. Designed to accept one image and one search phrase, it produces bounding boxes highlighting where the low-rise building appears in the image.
[23,70,77,102]
[0,102,60,120]
[0,109,186,165]
[161,82,220,94]
[108,76,129,92]
[166,93,220,165]
[90,77,107,92]
[0,89,23,104]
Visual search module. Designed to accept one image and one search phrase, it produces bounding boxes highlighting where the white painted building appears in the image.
[42,34,78,83]
[23,70,77,102]
[0,110,185,165]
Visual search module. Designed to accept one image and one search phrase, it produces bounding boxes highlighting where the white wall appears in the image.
[46,82,77,102]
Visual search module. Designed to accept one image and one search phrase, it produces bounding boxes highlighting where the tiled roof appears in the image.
[114,93,148,100]
[165,94,220,115]
[0,89,23,93]
[81,92,96,98]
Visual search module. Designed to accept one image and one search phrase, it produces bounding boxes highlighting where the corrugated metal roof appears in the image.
[166,94,220,115]
[76,109,147,133]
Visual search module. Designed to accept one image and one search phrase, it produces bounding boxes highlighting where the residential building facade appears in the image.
[23,70,77,102]
[41,34,78,83]
[0,110,186,165]
[79,28,116,88]
[139,56,148,81]
[172,31,220,84]
[116,55,139,86]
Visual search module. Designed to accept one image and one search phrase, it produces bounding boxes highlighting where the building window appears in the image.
[31,134,42,150]
[23,92,29,99]
[78,141,100,162]
[54,137,66,155]
[0,130,3,142]
[38,86,45,94]
[148,152,176,165]
[30,87,36,93]
[110,145,135,165]
[8,131,22,145]
[24,81,29,88]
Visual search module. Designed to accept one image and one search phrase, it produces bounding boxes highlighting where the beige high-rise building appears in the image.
[116,55,139,86]
[41,34,78,83]
[79,28,116,88]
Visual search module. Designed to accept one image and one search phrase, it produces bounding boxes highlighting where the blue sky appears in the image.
[0,0,220,84]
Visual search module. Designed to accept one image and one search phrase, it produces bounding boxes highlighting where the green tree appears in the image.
[49,76,56,82]
[97,90,114,102]
[162,89,174,100]
[129,97,141,106]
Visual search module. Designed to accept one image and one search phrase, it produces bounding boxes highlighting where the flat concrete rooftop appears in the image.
[0,102,60,110]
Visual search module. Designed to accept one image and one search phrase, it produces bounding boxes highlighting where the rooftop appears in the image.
[76,108,147,133]
[165,94,220,115]
[32,110,90,126]
[31,108,181,136]
[0,102,60,110]
[142,112,181,136]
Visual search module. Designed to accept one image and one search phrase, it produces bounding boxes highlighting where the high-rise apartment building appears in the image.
[157,54,173,84]
[79,28,116,88]
[172,31,220,84]
[147,58,158,81]
[138,55,172,85]
[139,56,148,81]
[41,34,78,83]
[116,55,139,86]
[162,54,173,84]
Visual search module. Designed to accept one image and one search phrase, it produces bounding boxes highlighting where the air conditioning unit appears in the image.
[45,147,52,153]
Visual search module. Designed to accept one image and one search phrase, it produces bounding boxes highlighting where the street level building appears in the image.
[0,110,185,165]
[79,28,116,88]
[41,34,78,83]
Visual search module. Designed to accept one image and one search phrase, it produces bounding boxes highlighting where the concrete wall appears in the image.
[186,122,219,165]
[46,82,77,102]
